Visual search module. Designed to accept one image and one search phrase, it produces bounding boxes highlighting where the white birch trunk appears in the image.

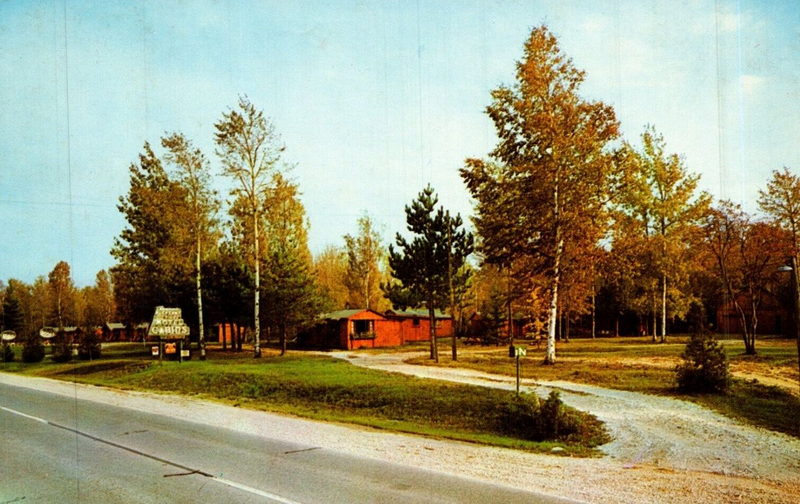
[253,210,261,358]
[196,235,206,359]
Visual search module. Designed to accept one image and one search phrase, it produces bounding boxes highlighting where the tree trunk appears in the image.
[591,289,596,339]
[196,236,206,360]
[364,270,370,310]
[448,222,457,361]
[660,274,667,343]
[222,322,227,351]
[280,322,287,356]
[545,238,563,365]
[651,295,657,343]
[506,266,513,342]
[253,210,262,358]
[793,255,800,384]
[565,313,570,342]
[428,302,439,363]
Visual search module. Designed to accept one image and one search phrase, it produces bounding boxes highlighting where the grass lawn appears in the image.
[0,343,607,456]
[403,335,800,437]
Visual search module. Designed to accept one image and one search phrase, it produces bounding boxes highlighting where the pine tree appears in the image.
[111,143,194,326]
[386,186,473,362]
[2,283,24,334]
[261,173,321,355]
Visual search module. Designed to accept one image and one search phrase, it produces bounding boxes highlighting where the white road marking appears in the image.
[1,406,48,423]
[213,476,303,504]
[1,404,303,503]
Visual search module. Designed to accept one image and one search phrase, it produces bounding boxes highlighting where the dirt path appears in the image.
[330,351,800,502]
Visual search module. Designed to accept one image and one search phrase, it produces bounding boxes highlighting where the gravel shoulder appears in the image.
[2,361,799,504]
[330,351,800,503]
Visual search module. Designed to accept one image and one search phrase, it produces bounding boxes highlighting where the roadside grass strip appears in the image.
[10,352,608,456]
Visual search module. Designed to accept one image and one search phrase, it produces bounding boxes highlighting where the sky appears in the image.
[1,0,798,287]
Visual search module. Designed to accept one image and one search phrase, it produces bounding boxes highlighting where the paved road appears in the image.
[1,382,575,504]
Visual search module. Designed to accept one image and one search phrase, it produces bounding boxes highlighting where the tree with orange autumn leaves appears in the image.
[461,25,619,364]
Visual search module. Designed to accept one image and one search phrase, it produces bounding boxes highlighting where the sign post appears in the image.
[508,344,527,396]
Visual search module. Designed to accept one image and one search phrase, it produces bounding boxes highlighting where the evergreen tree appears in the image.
[385,186,473,362]
[2,282,24,334]
[676,305,731,393]
[260,173,321,355]
[111,143,195,326]
[203,241,252,352]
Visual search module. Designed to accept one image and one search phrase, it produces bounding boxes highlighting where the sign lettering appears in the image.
[148,306,190,338]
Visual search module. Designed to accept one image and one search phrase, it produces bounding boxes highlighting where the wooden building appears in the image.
[715,294,789,336]
[298,308,453,350]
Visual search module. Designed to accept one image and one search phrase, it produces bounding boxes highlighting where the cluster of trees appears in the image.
[0,262,114,358]
[4,26,798,371]
[461,25,799,364]
[109,97,474,360]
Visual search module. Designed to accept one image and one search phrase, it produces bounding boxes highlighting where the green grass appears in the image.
[3,346,608,456]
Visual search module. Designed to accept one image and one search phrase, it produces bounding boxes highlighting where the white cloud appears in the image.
[739,74,765,95]
[716,11,742,34]
[581,16,609,34]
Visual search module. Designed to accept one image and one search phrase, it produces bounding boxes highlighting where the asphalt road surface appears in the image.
[1,382,576,503]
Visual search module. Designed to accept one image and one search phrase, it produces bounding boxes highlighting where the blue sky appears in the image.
[1,0,798,286]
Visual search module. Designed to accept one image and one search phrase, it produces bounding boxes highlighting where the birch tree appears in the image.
[617,127,710,342]
[343,215,386,311]
[215,97,284,358]
[162,132,220,360]
[461,25,619,364]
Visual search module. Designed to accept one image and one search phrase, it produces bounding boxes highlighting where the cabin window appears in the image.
[351,319,375,339]
[354,320,371,334]
[412,317,420,327]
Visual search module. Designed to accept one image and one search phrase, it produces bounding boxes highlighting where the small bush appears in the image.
[2,343,14,363]
[676,332,730,394]
[538,390,568,438]
[78,329,102,360]
[22,338,45,363]
[499,390,598,443]
[51,335,73,363]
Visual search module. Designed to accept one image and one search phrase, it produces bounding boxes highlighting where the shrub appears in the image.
[499,390,595,442]
[538,390,568,438]
[22,337,45,363]
[51,334,73,363]
[2,343,14,363]
[78,329,102,360]
[676,332,730,394]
